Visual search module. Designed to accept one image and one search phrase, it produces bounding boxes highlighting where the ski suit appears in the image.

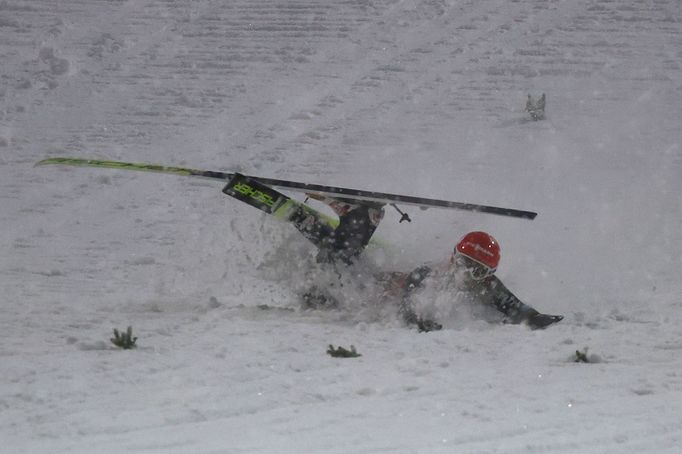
[385,264,556,331]
[290,197,560,330]
[289,196,384,265]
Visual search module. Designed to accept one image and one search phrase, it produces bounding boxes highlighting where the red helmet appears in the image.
[455,231,500,270]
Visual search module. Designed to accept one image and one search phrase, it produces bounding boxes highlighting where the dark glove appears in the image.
[527,312,564,329]
[417,318,443,333]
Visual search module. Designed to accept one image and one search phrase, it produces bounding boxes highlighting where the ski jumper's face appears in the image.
[451,252,496,281]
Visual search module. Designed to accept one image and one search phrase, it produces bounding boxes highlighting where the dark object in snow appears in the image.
[327,344,361,358]
[302,286,339,310]
[526,93,546,121]
[575,348,590,363]
[111,326,137,349]
[416,318,443,333]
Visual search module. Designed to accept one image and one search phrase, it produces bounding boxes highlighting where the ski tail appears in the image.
[222,173,288,215]
[222,173,339,248]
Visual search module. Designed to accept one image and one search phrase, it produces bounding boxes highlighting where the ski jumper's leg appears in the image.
[288,194,384,265]
[316,203,385,265]
[288,204,336,249]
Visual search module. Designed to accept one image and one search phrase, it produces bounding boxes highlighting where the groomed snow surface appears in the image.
[2,0,681,452]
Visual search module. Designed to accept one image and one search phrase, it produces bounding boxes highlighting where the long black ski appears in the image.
[36,157,537,220]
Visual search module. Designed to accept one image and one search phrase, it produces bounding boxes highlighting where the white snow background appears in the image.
[2,0,681,452]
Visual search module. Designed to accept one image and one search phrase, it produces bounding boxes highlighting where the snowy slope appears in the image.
[2,0,682,453]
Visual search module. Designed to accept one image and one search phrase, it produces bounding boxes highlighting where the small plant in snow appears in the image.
[574,347,602,363]
[327,344,361,358]
[111,326,137,349]
[575,348,590,363]
[525,93,546,121]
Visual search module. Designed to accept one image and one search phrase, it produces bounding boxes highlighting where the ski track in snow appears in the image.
[1,0,682,453]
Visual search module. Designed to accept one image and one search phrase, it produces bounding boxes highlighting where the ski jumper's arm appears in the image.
[478,276,561,329]
[478,276,536,322]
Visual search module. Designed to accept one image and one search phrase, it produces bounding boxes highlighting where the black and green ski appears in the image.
[35,157,538,220]
[35,157,342,232]
[222,172,339,229]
